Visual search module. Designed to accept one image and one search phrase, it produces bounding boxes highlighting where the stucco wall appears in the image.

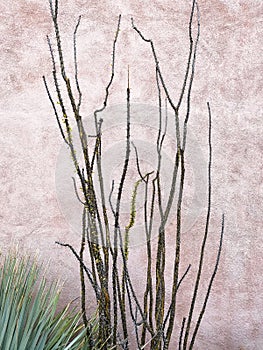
[0,0,262,349]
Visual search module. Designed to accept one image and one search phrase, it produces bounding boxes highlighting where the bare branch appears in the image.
[131,142,147,183]
[176,0,198,112]
[179,317,186,350]
[94,14,121,118]
[131,18,177,114]
[183,100,213,350]
[182,1,200,151]
[42,76,68,144]
[163,264,191,330]
[79,207,88,328]
[189,214,225,349]
[71,176,86,205]
[73,15,82,113]
[55,241,100,299]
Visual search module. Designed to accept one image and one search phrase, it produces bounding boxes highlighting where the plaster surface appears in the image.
[0,1,262,349]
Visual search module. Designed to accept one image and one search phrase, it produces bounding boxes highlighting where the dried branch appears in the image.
[183,101,213,350]
[79,206,88,328]
[179,317,186,350]
[42,76,68,144]
[94,14,121,117]
[73,15,82,113]
[55,241,100,299]
[163,264,191,331]
[112,70,131,343]
[182,1,200,151]
[71,176,86,205]
[189,214,225,350]
[45,1,224,348]
[165,1,199,346]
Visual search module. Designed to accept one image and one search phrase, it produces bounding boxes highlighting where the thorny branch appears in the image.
[44,0,224,349]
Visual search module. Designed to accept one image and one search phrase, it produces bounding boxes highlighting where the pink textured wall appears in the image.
[0,1,262,349]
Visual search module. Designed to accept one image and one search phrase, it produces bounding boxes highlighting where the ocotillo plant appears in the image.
[43,0,225,349]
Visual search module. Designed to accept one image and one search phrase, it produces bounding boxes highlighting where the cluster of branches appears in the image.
[43,0,224,349]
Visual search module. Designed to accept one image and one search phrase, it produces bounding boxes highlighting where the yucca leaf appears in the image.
[0,253,93,350]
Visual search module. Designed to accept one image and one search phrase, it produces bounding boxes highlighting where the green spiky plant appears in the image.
[0,252,98,350]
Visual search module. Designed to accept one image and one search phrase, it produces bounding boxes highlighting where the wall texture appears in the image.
[0,0,262,349]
